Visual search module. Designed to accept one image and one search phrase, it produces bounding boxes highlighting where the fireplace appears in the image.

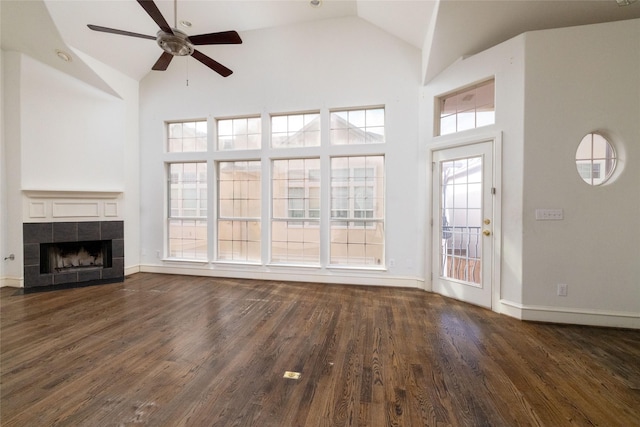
[23,221,124,289]
[40,240,112,274]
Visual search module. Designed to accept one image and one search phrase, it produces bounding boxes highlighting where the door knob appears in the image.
[484,219,491,225]
[483,229,491,236]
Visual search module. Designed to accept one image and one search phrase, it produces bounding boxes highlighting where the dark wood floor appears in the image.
[1,273,639,426]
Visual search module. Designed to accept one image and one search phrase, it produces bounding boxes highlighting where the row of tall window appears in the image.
[165,107,385,268]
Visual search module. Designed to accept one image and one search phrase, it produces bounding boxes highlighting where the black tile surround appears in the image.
[23,221,124,289]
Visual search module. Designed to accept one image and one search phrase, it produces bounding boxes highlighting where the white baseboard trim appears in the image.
[500,299,639,329]
[0,277,23,288]
[138,263,425,290]
[124,265,141,276]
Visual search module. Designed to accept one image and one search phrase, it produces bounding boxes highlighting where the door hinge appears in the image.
[491,187,496,195]
[432,162,435,172]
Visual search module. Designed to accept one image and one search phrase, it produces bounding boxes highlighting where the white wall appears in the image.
[521,19,640,327]
[0,51,139,284]
[19,55,125,191]
[1,51,24,286]
[139,16,424,287]
[70,49,141,274]
[423,19,639,328]
[0,42,6,284]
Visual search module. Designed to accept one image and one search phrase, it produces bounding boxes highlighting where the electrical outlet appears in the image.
[156,250,161,259]
[388,259,396,267]
[557,283,568,297]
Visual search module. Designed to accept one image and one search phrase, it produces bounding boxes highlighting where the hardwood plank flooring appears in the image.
[1,273,639,426]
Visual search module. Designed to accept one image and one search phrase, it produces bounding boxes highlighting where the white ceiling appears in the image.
[2,0,639,90]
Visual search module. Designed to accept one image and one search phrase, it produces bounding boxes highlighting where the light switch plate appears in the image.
[535,209,564,220]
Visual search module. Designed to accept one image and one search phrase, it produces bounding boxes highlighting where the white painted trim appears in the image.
[124,265,141,276]
[22,190,124,222]
[428,130,503,312]
[500,299,640,329]
[0,277,24,288]
[22,190,123,199]
[138,263,424,289]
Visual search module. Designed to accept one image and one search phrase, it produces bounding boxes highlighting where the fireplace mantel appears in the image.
[22,189,123,222]
[22,189,123,199]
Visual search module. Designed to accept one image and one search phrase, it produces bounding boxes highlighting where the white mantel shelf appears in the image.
[22,190,123,199]
[22,190,124,222]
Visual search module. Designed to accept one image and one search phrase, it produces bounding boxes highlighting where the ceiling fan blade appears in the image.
[137,0,173,34]
[152,52,174,71]
[188,31,243,46]
[191,50,233,77]
[87,24,156,40]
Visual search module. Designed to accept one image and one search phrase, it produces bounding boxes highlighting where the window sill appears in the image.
[162,258,208,264]
[327,265,388,272]
[266,263,321,269]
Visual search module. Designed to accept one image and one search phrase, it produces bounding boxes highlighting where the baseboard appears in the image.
[125,265,141,276]
[0,277,23,288]
[138,263,425,290]
[500,299,640,329]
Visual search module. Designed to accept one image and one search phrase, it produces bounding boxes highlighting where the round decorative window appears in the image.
[575,133,617,186]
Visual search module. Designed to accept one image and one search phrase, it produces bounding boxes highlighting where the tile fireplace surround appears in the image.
[23,221,124,289]
[20,189,124,290]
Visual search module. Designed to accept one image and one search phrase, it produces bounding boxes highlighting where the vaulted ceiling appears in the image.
[2,0,639,92]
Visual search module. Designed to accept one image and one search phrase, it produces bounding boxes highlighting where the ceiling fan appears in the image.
[87,0,242,77]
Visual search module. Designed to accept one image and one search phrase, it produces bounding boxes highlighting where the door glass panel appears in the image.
[440,156,482,285]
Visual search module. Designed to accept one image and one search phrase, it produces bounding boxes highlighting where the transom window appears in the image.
[168,120,207,152]
[330,107,385,145]
[217,117,261,150]
[438,79,495,136]
[271,112,320,148]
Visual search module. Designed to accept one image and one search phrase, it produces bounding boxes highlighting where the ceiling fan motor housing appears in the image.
[156,28,194,56]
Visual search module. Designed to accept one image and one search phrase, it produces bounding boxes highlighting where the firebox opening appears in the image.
[40,240,113,274]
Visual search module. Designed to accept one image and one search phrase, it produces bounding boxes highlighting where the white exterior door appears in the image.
[432,140,495,308]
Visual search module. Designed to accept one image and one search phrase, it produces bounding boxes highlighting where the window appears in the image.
[271,112,320,148]
[438,80,495,136]
[168,163,207,259]
[217,117,261,150]
[163,107,386,270]
[272,158,320,264]
[575,133,617,186]
[330,107,385,145]
[330,156,384,266]
[168,120,207,152]
[217,161,261,262]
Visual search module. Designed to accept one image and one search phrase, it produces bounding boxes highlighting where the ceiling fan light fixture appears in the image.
[310,0,322,8]
[616,0,637,5]
[156,29,194,56]
[87,0,241,77]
